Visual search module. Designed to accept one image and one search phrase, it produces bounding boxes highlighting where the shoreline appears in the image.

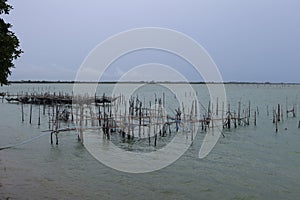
[5,80,300,85]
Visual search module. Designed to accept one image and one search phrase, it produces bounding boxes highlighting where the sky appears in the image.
[3,0,300,82]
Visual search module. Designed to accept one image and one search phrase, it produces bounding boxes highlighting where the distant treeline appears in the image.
[7,80,300,85]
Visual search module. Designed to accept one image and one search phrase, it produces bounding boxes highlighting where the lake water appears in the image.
[0,83,300,200]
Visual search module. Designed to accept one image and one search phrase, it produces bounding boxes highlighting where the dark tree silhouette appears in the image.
[0,0,22,85]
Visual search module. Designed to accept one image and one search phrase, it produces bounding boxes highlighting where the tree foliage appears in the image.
[0,0,22,85]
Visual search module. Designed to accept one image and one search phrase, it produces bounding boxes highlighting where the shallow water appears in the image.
[0,83,300,200]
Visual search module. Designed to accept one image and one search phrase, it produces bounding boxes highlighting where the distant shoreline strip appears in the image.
[6,81,300,85]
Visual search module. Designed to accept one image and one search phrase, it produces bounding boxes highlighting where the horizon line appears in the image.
[5,80,300,85]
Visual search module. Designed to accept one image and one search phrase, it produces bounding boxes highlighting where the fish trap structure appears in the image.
[1,89,264,148]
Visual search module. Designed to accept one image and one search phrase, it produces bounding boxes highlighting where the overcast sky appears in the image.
[4,0,300,82]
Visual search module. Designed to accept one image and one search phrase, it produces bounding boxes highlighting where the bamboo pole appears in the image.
[277,104,280,122]
[254,111,256,126]
[38,104,41,126]
[234,111,237,128]
[21,103,24,122]
[29,103,32,124]
[238,101,241,125]
[227,103,231,129]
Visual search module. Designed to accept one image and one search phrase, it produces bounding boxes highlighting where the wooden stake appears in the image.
[21,103,24,122]
[275,114,278,133]
[254,111,256,126]
[234,111,237,128]
[227,104,231,129]
[71,104,74,122]
[38,104,41,126]
[277,104,280,122]
[238,101,241,125]
[29,103,32,124]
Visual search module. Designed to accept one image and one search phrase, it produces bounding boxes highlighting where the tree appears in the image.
[0,0,22,85]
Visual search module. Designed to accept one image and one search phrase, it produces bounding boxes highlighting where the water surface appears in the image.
[0,83,300,200]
